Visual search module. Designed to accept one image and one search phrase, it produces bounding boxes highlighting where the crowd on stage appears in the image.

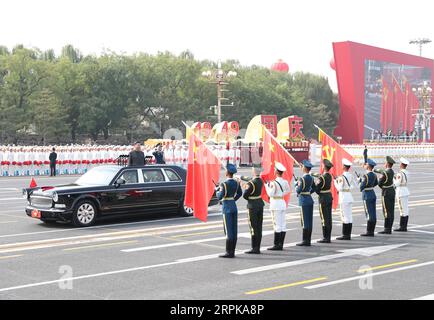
[368,129,418,143]
[0,142,242,177]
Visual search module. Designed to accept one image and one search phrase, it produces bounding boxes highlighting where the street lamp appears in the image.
[202,61,237,123]
[412,81,433,143]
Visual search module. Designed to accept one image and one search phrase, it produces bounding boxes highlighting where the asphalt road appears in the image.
[0,163,434,300]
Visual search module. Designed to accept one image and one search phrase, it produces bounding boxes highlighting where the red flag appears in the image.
[184,133,221,222]
[318,127,354,210]
[381,78,392,131]
[260,127,294,203]
[392,77,404,134]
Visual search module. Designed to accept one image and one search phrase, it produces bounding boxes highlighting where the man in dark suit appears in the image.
[49,148,57,176]
[363,145,368,164]
[128,142,145,166]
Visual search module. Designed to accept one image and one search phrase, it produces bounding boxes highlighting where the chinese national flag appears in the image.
[381,78,391,131]
[260,127,294,203]
[184,132,221,222]
[318,127,354,210]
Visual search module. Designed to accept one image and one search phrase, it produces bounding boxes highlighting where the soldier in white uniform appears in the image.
[393,157,410,232]
[174,145,182,167]
[265,162,291,251]
[181,145,189,169]
[334,158,356,240]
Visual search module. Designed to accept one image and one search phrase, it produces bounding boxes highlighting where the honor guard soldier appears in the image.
[242,166,265,254]
[359,159,379,237]
[376,156,396,234]
[334,158,355,240]
[216,164,243,258]
[296,160,315,246]
[314,159,334,243]
[265,162,291,251]
[393,158,410,232]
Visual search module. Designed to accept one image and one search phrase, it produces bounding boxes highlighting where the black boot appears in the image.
[361,221,375,237]
[245,236,260,254]
[378,218,392,234]
[219,239,234,258]
[267,232,282,251]
[317,226,331,243]
[279,232,286,249]
[297,229,311,246]
[394,216,408,232]
[337,224,351,240]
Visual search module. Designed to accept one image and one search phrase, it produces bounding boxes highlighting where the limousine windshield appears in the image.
[75,166,119,186]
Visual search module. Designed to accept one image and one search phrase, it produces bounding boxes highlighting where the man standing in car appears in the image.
[49,147,57,176]
[128,142,145,166]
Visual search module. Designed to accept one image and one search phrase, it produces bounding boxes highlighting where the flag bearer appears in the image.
[335,158,356,240]
[314,159,334,243]
[359,159,379,237]
[296,160,315,247]
[242,165,265,254]
[265,162,291,251]
[216,164,242,258]
[377,156,396,234]
[393,158,410,232]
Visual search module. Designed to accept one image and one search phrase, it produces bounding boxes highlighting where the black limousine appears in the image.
[23,165,218,227]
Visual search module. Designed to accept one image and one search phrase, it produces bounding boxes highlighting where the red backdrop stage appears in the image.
[332,41,434,144]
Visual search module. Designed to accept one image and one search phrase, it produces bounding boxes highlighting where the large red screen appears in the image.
[333,41,434,144]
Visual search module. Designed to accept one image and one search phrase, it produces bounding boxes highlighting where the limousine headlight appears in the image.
[52,191,59,202]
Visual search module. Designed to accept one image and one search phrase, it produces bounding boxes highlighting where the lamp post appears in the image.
[202,61,237,123]
[409,38,432,57]
[412,81,433,142]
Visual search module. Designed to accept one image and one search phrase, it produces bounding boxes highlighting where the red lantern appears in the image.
[330,57,336,70]
[271,59,289,73]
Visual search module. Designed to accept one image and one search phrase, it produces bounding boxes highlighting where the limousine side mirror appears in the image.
[115,178,126,188]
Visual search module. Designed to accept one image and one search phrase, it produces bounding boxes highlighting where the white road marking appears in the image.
[413,293,434,300]
[231,244,407,275]
[121,236,226,252]
[122,230,284,253]
[409,229,434,235]
[0,197,23,201]
[305,261,434,290]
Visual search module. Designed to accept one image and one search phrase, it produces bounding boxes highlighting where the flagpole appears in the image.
[261,125,302,167]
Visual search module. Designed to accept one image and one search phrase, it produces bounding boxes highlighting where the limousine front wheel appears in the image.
[179,204,194,217]
[72,200,97,227]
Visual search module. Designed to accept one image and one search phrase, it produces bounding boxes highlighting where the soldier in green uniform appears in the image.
[242,166,265,254]
[376,156,396,234]
[314,159,334,243]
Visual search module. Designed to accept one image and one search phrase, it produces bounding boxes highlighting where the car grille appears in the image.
[30,196,53,209]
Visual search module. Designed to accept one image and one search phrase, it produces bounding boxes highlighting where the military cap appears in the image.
[342,158,352,167]
[366,159,377,167]
[275,161,286,172]
[226,164,237,174]
[323,159,333,168]
[302,159,313,169]
[400,157,410,165]
[386,156,396,164]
